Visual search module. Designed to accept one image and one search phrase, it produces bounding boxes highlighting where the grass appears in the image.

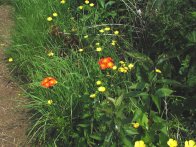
[4,0,196,146]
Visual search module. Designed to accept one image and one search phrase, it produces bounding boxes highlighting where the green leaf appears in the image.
[77,124,89,128]
[141,113,149,129]
[151,95,161,113]
[124,127,139,135]
[121,132,134,147]
[125,51,153,65]
[191,11,196,17]
[156,79,182,87]
[106,97,115,104]
[155,88,173,97]
[97,0,105,8]
[187,31,196,43]
[115,94,124,107]
[133,109,149,129]
[105,1,116,8]
[90,134,103,141]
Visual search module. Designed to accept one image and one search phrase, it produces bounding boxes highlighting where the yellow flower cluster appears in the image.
[89,80,106,99]
[99,27,119,36]
[47,12,58,22]
[185,140,196,147]
[167,139,196,147]
[111,40,117,46]
[79,1,95,10]
[117,61,134,73]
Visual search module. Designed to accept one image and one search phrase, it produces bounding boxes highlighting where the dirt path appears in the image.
[0,5,28,147]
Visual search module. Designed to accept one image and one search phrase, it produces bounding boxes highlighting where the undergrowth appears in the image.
[5,0,196,146]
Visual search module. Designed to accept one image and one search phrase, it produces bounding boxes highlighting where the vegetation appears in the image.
[4,0,196,146]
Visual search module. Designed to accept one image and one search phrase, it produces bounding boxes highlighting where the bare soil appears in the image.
[0,5,29,147]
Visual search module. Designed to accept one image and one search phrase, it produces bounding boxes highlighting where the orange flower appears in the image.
[41,77,57,88]
[98,57,114,70]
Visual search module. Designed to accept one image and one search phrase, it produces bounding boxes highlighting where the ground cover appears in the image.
[5,0,196,146]
[0,4,28,146]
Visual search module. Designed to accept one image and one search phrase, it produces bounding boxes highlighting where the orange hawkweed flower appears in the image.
[98,57,114,70]
[41,77,57,88]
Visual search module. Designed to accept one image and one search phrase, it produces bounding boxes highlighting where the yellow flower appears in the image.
[90,93,96,98]
[8,57,13,62]
[47,100,53,105]
[185,140,196,147]
[111,40,117,46]
[89,3,95,7]
[48,51,54,57]
[95,42,100,46]
[85,0,89,4]
[98,86,106,92]
[155,68,162,73]
[167,139,178,147]
[134,140,146,147]
[84,35,88,39]
[114,30,119,35]
[124,67,128,70]
[79,6,83,10]
[128,63,134,69]
[132,122,140,128]
[60,0,66,4]
[99,29,105,33]
[118,67,128,73]
[96,80,102,85]
[79,49,84,52]
[104,27,111,31]
[47,17,52,21]
[119,61,125,64]
[53,13,58,17]
[96,47,102,52]
[112,65,117,70]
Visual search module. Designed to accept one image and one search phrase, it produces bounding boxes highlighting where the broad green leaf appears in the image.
[97,0,105,8]
[125,51,153,65]
[151,95,161,113]
[187,31,196,43]
[191,11,196,17]
[141,113,149,129]
[160,126,168,135]
[121,132,134,147]
[156,79,182,87]
[124,127,139,135]
[115,94,124,107]
[133,109,148,129]
[132,109,142,121]
[155,88,173,97]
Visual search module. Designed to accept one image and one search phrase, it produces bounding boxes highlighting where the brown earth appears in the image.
[0,5,29,147]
